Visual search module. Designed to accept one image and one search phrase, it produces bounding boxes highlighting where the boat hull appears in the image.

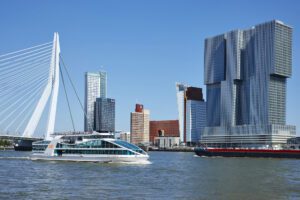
[30,154,150,164]
[194,148,300,159]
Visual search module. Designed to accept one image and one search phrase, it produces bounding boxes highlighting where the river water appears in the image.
[0,151,300,199]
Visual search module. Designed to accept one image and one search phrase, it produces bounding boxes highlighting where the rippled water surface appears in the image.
[0,151,300,199]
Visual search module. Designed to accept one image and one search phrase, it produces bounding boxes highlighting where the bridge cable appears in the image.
[0,54,51,77]
[0,79,47,125]
[0,43,52,63]
[0,67,48,91]
[0,41,52,58]
[59,65,76,132]
[59,55,94,132]
[0,59,50,86]
[0,47,53,68]
[0,41,53,136]
[0,74,48,108]
[3,88,44,132]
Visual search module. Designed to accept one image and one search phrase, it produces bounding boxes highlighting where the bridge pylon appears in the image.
[22,33,60,140]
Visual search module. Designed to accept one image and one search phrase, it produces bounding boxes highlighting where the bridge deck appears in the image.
[0,135,43,141]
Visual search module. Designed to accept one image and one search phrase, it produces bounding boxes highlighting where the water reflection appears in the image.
[0,151,300,199]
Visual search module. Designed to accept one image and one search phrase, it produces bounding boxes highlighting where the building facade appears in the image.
[154,136,180,148]
[84,71,107,132]
[94,98,115,132]
[119,132,131,142]
[186,100,206,143]
[176,84,206,145]
[176,83,188,143]
[130,104,150,145]
[203,20,296,147]
[149,120,179,144]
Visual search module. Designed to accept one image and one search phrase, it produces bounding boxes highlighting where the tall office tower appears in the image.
[84,71,107,132]
[130,104,150,145]
[185,87,206,145]
[94,98,115,133]
[176,83,188,143]
[202,20,296,147]
[176,83,206,145]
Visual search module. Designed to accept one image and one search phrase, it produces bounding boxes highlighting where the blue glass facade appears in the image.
[202,20,296,147]
[84,71,107,132]
[176,83,206,144]
[186,100,206,143]
[94,98,115,132]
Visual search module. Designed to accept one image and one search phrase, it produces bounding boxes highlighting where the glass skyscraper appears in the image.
[202,20,296,147]
[186,100,206,143]
[84,71,107,132]
[176,83,206,145]
[94,98,115,132]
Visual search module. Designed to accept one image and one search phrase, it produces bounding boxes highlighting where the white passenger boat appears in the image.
[31,133,149,163]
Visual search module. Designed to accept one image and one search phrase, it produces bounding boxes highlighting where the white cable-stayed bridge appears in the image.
[0,33,82,150]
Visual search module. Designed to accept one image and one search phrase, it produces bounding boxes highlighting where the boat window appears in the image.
[101,141,120,148]
[113,140,146,154]
[55,148,138,155]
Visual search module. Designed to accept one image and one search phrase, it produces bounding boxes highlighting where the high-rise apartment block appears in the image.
[130,104,150,145]
[202,20,296,147]
[84,71,107,132]
[176,83,206,145]
[94,98,115,132]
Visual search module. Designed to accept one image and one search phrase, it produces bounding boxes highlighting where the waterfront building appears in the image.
[94,98,115,133]
[119,132,131,142]
[202,20,296,147]
[176,84,206,145]
[130,104,150,145]
[176,83,188,143]
[154,136,180,148]
[149,120,179,144]
[113,130,122,139]
[84,71,107,132]
[286,137,300,150]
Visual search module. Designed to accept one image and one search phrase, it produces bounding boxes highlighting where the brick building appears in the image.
[149,120,179,144]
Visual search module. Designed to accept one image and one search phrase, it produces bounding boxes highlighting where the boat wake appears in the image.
[118,160,152,165]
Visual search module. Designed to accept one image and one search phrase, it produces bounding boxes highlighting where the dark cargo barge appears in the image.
[14,138,43,151]
[195,147,300,159]
[14,139,34,151]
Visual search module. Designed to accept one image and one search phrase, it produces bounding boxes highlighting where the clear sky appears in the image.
[0,0,299,135]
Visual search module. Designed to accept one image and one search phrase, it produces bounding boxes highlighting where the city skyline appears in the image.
[0,0,299,135]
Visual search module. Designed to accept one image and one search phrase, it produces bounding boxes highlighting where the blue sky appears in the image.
[0,0,299,135]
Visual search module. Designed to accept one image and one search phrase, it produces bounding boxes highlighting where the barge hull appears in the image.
[14,140,33,151]
[195,148,300,159]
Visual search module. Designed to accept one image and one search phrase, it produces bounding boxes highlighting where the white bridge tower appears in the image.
[22,33,60,140]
